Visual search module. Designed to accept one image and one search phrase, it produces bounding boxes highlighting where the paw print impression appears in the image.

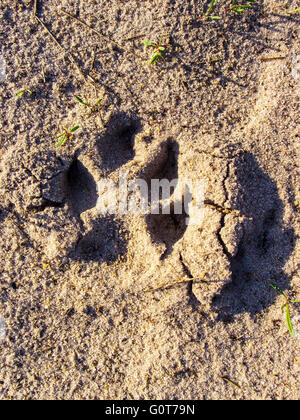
[69,113,141,263]
[143,139,189,260]
[66,158,98,216]
[2,114,294,312]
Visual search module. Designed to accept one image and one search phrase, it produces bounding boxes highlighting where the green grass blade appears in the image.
[281,303,287,312]
[150,55,158,64]
[207,0,216,15]
[75,96,89,106]
[150,53,164,64]
[235,4,252,8]
[56,136,66,147]
[285,305,296,338]
[270,282,287,299]
[70,125,79,133]
[142,40,155,47]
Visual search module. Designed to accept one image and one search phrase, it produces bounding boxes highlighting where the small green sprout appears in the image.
[198,0,222,21]
[142,40,166,64]
[75,96,89,107]
[17,87,33,97]
[75,96,103,116]
[198,0,256,21]
[287,7,300,14]
[227,0,256,14]
[56,125,79,147]
[270,282,299,338]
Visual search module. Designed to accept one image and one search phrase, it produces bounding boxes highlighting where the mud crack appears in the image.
[179,253,200,307]
[216,162,231,259]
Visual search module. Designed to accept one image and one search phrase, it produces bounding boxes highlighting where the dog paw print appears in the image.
[0,114,295,311]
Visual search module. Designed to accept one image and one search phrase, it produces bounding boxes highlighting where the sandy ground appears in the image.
[0,0,299,400]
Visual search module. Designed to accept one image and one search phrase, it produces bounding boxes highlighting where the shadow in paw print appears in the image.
[144,139,189,259]
[67,113,141,264]
[66,158,97,215]
[0,207,7,223]
[96,112,141,173]
[74,217,127,263]
[152,138,179,182]
[146,205,189,260]
[142,138,179,186]
[213,152,296,321]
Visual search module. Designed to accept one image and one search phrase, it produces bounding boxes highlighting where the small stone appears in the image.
[0,316,6,342]
[0,55,6,80]
[291,55,300,81]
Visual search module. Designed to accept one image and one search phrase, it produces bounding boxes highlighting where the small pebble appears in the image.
[0,55,6,80]
[291,55,300,81]
[0,316,6,342]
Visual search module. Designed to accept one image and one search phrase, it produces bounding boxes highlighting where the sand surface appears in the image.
[0,0,299,400]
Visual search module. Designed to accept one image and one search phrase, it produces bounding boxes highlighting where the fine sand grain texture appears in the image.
[0,0,299,400]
